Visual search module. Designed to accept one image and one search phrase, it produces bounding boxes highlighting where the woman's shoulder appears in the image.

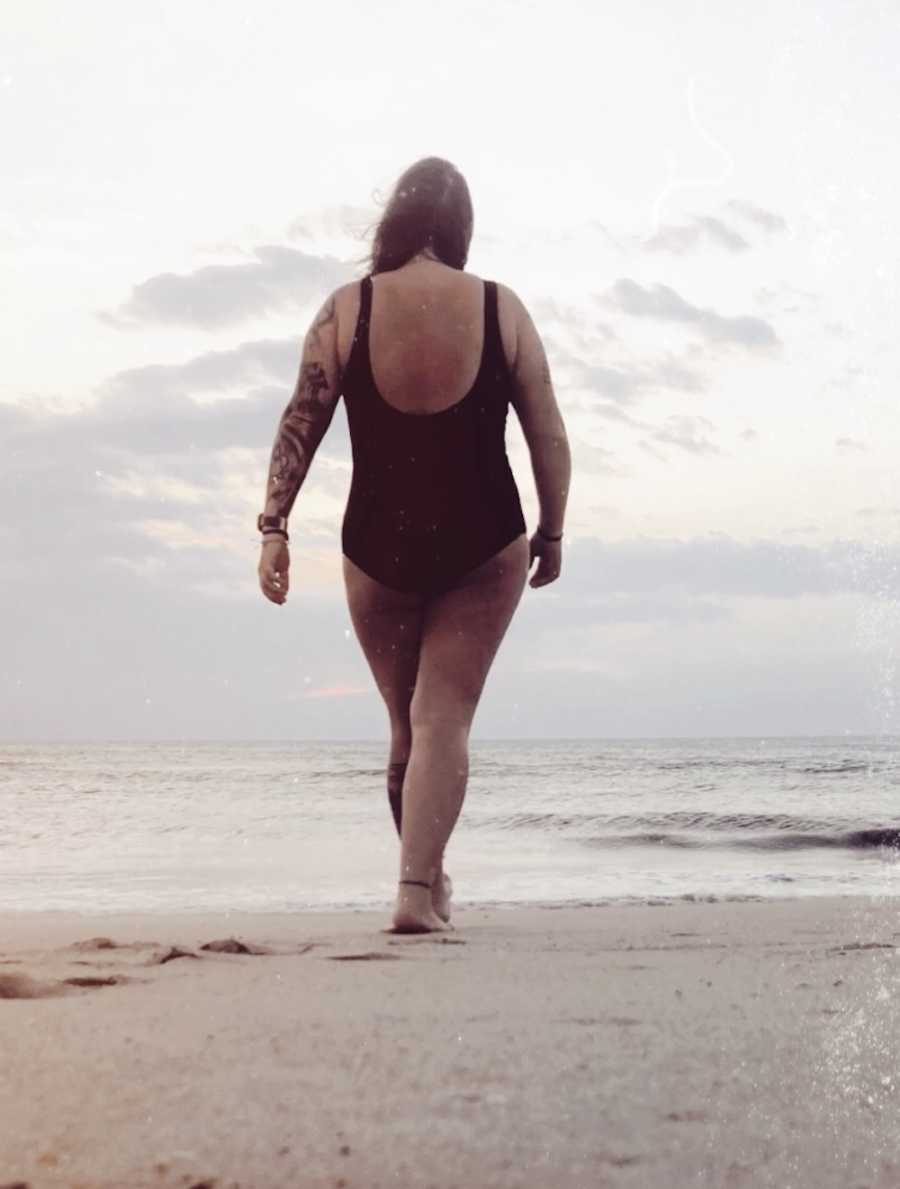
[490,281,522,376]
[435,269,522,364]
[448,271,521,373]
[332,279,368,375]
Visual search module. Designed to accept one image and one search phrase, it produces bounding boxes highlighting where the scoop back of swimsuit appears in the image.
[341,273,527,595]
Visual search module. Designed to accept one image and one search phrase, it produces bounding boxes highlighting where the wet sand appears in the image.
[1,895,899,1188]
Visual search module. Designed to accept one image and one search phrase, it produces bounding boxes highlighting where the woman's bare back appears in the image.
[334,260,519,414]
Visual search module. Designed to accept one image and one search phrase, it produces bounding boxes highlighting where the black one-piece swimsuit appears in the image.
[340,274,527,597]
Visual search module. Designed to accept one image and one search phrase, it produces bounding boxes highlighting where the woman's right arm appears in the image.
[502,285,572,586]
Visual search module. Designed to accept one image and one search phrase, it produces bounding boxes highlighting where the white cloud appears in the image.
[644,213,750,255]
[724,200,788,234]
[98,247,352,331]
[601,279,781,351]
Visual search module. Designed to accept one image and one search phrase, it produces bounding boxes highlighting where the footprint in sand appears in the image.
[827,941,895,954]
[0,971,128,998]
[386,936,467,946]
[199,938,318,957]
[0,937,319,1001]
[328,952,405,962]
[64,937,199,967]
[0,973,71,1000]
[67,937,316,966]
[68,936,118,951]
[0,937,149,998]
[201,938,271,955]
[63,976,122,987]
[157,946,205,965]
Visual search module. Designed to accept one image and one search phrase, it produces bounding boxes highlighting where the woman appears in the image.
[256,157,571,933]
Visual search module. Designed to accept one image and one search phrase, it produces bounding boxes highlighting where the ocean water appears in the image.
[1,737,898,913]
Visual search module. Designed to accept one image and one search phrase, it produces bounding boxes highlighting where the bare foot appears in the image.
[389,884,450,934]
[432,872,453,923]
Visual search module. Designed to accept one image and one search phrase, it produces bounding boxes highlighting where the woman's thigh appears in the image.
[342,554,426,726]
[410,533,530,731]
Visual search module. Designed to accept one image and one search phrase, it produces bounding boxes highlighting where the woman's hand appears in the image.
[528,531,562,588]
[258,536,290,604]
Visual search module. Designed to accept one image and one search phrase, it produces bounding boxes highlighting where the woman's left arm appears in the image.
[261,289,344,525]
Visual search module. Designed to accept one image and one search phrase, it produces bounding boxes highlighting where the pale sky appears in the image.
[2,0,899,740]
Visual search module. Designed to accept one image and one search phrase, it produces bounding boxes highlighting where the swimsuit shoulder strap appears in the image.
[345,275,373,385]
[482,279,503,367]
[357,274,373,336]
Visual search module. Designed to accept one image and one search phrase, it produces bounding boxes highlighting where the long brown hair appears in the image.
[359,157,473,276]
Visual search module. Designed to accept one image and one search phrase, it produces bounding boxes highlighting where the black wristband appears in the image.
[261,529,289,543]
[537,525,563,542]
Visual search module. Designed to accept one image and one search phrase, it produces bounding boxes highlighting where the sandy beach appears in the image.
[1,895,899,1189]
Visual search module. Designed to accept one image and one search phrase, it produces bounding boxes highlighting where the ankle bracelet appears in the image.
[399,879,432,890]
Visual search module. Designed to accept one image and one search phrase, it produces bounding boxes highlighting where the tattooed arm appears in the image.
[262,290,343,524]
